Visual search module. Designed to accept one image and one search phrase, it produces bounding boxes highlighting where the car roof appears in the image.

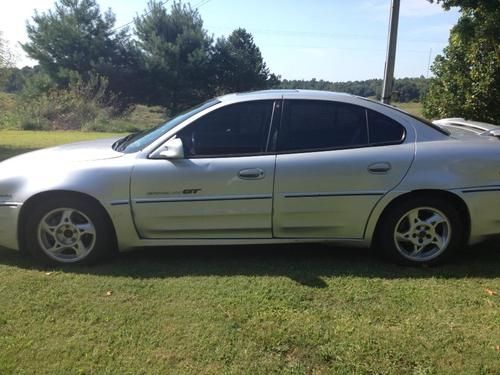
[217,89,355,103]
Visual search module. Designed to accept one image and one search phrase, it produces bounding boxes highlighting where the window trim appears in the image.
[272,99,407,155]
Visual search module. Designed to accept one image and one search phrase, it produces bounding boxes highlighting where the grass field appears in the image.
[392,101,424,117]
[0,131,499,374]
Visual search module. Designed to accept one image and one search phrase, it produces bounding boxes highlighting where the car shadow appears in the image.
[0,241,499,288]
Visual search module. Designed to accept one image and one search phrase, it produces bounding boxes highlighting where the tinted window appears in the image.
[367,110,406,144]
[277,100,368,152]
[177,101,274,157]
[119,99,219,153]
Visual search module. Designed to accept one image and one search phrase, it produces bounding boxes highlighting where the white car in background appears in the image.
[433,118,500,139]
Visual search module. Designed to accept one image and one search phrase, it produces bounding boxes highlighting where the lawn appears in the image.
[392,101,425,118]
[0,131,499,374]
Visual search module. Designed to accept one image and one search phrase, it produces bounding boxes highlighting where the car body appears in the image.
[433,117,500,138]
[1,89,499,265]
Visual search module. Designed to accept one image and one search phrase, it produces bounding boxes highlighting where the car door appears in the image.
[131,100,278,239]
[273,99,415,239]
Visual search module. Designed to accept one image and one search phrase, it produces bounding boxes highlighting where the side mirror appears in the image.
[151,137,184,159]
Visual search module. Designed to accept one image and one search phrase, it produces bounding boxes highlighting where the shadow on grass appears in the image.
[1,241,499,287]
[0,146,37,162]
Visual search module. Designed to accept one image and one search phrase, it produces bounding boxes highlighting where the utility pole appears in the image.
[381,0,400,104]
[426,48,433,78]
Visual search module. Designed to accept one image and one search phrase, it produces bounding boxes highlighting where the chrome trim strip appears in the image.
[462,187,500,193]
[134,194,273,204]
[110,200,130,206]
[283,192,385,198]
[0,202,22,207]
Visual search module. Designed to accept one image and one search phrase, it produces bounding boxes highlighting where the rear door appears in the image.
[272,99,415,239]
[131,100,279,239]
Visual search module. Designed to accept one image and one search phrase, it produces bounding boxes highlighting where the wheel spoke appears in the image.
[40,221,57,237]
[59,209,74,225]
[425,213,446,228]
[46,242,63,254]
[432,234,446,250]
[396,231,412,242]
[72,241,86,257]
[410,243,425,256]
[407,209,421,227]
[76,223,95,236]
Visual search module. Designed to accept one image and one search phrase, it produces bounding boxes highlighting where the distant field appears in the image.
[0,131,499,374]
[393,101,425,117]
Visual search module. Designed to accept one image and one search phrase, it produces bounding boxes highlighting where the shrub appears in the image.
[17,73,123,131]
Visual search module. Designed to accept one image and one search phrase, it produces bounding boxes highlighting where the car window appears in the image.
[367,109,405,145]
[118,99,220,153]
[277,100,368,152]
[177,100,274,157]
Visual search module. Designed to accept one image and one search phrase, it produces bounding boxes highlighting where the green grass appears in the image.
[0,131,499,374]
[393,101,424,117]
[0,130,124,161]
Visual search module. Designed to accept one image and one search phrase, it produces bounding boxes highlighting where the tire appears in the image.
[24,196,115,266]
[378,196,465,266]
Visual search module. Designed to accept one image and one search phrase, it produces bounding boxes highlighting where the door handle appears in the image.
[238,168,265,180]
[368,162,392,174]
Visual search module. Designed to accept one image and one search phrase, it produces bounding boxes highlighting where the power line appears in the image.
[111,0,214,33]
[111,0,171,33]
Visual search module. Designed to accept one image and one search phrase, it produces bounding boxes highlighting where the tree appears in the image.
[21,0,141,103]
[423,0,499,123]
[135,1,213,111]
[0,31,16,87]
[212,28,279,94]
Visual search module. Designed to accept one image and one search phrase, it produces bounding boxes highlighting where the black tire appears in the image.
[378,196,465,266]
[24,195,115,266]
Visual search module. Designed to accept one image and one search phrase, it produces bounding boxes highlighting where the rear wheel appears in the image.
[379,197,465,265]
[25,196,114,265]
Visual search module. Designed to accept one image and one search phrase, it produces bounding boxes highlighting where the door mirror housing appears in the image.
[151,137,185,159]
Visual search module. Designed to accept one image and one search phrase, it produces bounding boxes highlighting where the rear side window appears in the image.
[177,100,274,157]
[277,100,368,152]
[367,110,405,145]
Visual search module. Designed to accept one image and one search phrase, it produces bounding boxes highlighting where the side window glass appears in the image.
[177,101,274,157]
[368,110,405,144]
[277,100,368,152]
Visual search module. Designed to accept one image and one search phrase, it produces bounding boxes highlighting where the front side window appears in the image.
[177,100,274,157]
[277,100,368,152]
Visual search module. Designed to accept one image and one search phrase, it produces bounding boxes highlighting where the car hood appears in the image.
[0,137,124,167]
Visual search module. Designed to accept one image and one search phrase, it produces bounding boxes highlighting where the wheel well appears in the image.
[373,190,471,244]
[18,190,117,253]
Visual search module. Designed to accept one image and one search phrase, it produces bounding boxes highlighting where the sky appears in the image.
[0,0,461,82]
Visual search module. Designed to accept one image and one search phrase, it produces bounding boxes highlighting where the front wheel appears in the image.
[24,196,114,265]
[378,197,465,265]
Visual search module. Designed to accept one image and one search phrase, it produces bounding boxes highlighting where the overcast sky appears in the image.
[0,0,460,81]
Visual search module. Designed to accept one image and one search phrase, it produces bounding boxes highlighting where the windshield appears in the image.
[114,99,220,153]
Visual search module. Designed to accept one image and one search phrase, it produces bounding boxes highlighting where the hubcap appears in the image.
[393,206,451,262]
[37,208,96,263]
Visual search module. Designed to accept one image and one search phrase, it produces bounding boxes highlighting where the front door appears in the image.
[131,100,277,239]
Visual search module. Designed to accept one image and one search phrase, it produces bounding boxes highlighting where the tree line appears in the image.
[279,77,430,103]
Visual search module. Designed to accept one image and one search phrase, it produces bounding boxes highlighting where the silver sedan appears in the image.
[1,90,499,266]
